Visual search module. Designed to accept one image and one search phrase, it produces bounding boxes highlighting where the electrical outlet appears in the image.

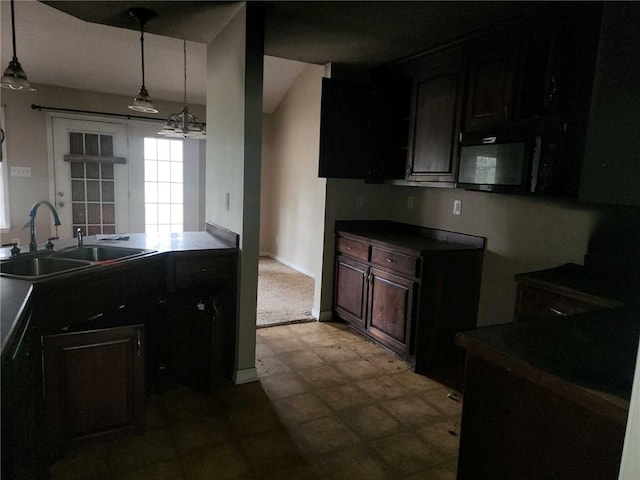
[453,200,462,215]
[407,196,414,210]
[10,166,31,177]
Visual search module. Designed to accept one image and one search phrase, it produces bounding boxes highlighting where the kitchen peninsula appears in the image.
[455,306,639,480]
[1,223,239,480]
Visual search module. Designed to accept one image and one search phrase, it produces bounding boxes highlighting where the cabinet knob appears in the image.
[386,258,393,263]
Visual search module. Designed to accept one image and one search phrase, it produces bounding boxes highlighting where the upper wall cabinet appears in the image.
[318,76,409,180]
[318,77,371,179]
[406,47,464,184]
[464,37,520,131]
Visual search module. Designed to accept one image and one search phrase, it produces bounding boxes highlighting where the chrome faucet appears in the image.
[76,227,83,247]
[28,200,62,252]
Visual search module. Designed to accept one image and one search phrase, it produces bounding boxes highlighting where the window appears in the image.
[144,137,183,233]
[0,107,10,230]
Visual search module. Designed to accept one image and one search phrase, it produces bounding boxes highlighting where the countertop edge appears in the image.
[455,332,630,425]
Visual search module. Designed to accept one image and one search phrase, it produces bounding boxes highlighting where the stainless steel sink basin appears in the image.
[0,256,93,279]
[52,245,150,262]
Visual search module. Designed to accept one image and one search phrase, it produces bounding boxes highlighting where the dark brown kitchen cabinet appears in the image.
[164,251,238,386]
[318,77,371,179]
[42,324,145,450]
[333,224,485,379]
[407,47,464,184]
[334,235,417,356]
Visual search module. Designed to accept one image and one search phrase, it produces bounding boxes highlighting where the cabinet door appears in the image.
[367,267,415,355]
[162,294,218,392]
[43,325,145,448]
[407,50,464,183]
[465,44,519,130]
[318,77,371,179]
[334,255,368,331]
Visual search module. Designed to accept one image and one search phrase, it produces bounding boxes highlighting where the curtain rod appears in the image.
[31,104,163,122]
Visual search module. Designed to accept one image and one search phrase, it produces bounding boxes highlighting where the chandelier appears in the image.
[158,40,206,139]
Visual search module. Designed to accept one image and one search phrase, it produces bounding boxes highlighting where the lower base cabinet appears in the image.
[333,226,485,380]
[42,324,145,451]
[457,354,625,480]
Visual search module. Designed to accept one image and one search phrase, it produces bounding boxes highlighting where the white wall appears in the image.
[206,4,264,384]
[0,84,206,246]
[259,63,327,316]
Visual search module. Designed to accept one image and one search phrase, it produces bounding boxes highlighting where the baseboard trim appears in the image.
[318,310,333,322]
[233,367,258,385]
[261,253,315,279]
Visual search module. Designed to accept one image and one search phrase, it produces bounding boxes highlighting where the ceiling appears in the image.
[1,1,540,113]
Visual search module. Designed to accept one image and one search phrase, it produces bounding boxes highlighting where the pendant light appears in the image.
[158,40,206,139]
[128,8,158,113]
[1,0,36,91]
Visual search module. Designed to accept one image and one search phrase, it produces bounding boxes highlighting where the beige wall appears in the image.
[258,64,327,315]
[319,180,631,327]
[0,84,205,246]
[206,4,264,384]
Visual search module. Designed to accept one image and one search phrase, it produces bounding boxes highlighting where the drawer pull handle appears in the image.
[386,258,393,263]
[346,246,352,250]
[136,330,142,357]
[549,308,566,316]
[200,268,207,272]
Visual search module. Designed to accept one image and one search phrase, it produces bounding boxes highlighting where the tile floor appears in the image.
[51,321,462,479]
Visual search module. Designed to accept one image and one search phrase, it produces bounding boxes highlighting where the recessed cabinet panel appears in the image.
[367,268,414,355]
[409,74,460,179]
[466,54,515,127]
[43,325,145,447]
[334,256,368,330]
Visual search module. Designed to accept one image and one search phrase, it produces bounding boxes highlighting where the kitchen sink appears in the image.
[0,255,93,279]
[51,245,151,262]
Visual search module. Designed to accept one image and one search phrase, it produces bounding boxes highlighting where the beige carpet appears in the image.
[257,256,315,328]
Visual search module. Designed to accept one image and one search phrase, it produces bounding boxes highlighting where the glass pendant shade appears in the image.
[128,8,157,114]
[129,85,158,113]
[1,0,36,92]
[158,40,206,139]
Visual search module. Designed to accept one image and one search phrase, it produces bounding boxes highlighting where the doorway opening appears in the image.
[256,256,314,328]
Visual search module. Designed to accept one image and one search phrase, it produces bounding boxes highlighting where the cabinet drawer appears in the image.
[172,254,234,289]
[337,237,369,261]
[516,286,606,323]
[371,246,419,277]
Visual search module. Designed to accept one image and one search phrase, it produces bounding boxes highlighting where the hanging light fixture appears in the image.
[1,0,36,91]
[128,8,158,113]
[158,40,206,139]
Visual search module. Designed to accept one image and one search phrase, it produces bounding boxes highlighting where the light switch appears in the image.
[453,200,462,215]
[10,166,31,177]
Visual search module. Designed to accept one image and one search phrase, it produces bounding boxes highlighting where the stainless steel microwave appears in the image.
[457,134,541,193]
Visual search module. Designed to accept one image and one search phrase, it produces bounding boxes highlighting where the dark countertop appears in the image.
[336,220,485,254]
[0,278,33,356]
[515,262,639,306]
[0,231,238,359]
[456,307,640,423]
